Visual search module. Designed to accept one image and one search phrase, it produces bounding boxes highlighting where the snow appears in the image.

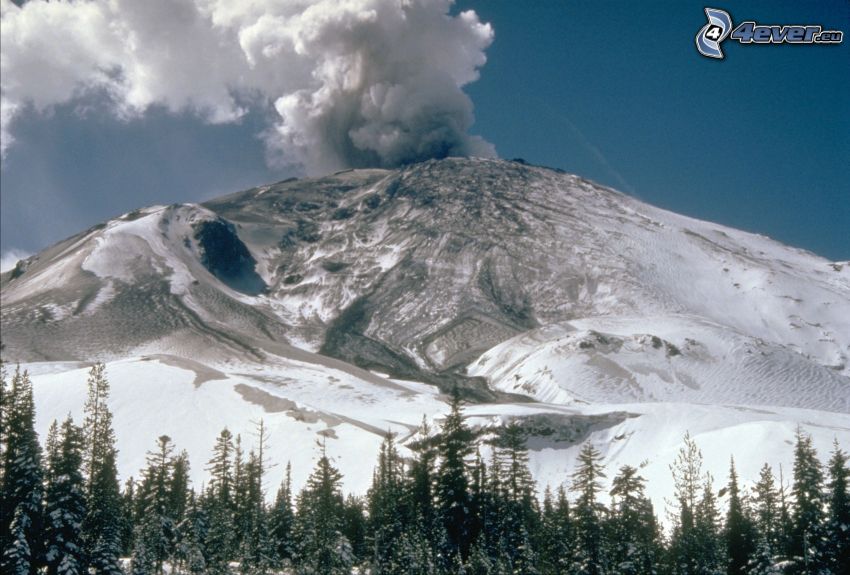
[6,158,850,531]
[25,355,850,529]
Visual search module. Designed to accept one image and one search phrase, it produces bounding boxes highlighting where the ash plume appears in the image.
[0,0,496,172]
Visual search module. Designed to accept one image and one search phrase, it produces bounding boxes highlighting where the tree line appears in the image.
[1,362,848,575]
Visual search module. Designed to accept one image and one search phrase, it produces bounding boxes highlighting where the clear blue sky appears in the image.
[1,0,848,261]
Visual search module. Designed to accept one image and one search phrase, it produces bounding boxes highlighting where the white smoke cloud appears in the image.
[0,0,495,172]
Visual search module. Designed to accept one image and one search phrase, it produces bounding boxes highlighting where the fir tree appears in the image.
[725,458,755,575]
[119,477,137,555]
[569,442,607,575]
[80,363,124,575]
[173,492,207,575]
[200,490,236,575]
[367,433,407,573]
[132,435,177,575]
[491,422,538,573]
[436,388,475,562]
[238,449,276,575]
[747,536,782,575]
[694,474,724,574]
[341,494,366,565]
[609,464,661,575]
[43,415,87,575]
[1,366,44,575]
[408,415,440,560]
[0,360,8,480]
[539,485,572,575]
[294,446,352,575]
[669,431,709,575]
[207,428,235,509]
[825,439,849,575]
[790,427,827,573]
[269,462,295,564]
[751,464,779,554]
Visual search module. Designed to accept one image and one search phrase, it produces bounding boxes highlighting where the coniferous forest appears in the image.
[1,362,848,575]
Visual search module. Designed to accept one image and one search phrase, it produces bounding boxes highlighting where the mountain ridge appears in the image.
[4,156,848,518]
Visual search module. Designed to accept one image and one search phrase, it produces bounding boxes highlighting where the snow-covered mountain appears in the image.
[2,157,848,514]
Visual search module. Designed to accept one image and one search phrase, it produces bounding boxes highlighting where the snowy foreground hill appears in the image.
[2,157,848,517]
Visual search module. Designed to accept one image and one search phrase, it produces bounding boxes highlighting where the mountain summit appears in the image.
[2,157,848,500]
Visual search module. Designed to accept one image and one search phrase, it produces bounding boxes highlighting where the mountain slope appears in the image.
[2,157,848,512]
[3,158,848,397]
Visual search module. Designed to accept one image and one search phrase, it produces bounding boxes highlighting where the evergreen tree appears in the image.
[569,442,607,575]
[436,388,475,562]
[669,431,709,575]
[207,428,235,509]
[238,449,276,575]
[167,451,190,525]
[725,458,755,575]
[367,433,407,573]
[80,362,124,575]
[173,492,207,575]
[294,447,352,575]
[790,427,827,573]
[132,435,177,575]
[747,536,782,575]
[825,439,849,575]
[43,415,87,575]
[491,422,538,573]
[1,366,44,575]
[0,360,8,482]
[693,474,724,574]
[341,494,366,565]
[407,416,441,562]
[609,464,661,575]
[751,464,779,554]
[200,489,235,575]
[119,477,136,555]
[539,485,572,575]
[269,462,295,564]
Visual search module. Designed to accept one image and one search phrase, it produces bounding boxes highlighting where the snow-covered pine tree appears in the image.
[694,473,724,574]
[0,360,8,480]
[173,492,207,575]
[775,465,795,563]
[269,462,295,565]
[119,477,136,555]
[747,536,782,575]
[341,494,366,565]
[491,421,538,573]
[825,439,849,575]
[132,435,177,574]
[436,387,475,562]
[207,428,235,508]
[725,458,756,575]
[751,464,779,556]
[1,366,45,575]
[238,449,276,575]
[199,489,235,575]
[294,445,352,575]
[407,416,439,555]
[538,485,572,575]
[43,415,87,575]
[80,362,124,575]
[668,431,707,575]
[790,427,828,573]
[568,442,607,575]
[609,464,661,575]
[367,433,407,573]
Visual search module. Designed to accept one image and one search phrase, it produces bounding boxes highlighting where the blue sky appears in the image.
[1,0,847,265]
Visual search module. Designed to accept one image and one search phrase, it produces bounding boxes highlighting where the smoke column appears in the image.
[0,0,495,173]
